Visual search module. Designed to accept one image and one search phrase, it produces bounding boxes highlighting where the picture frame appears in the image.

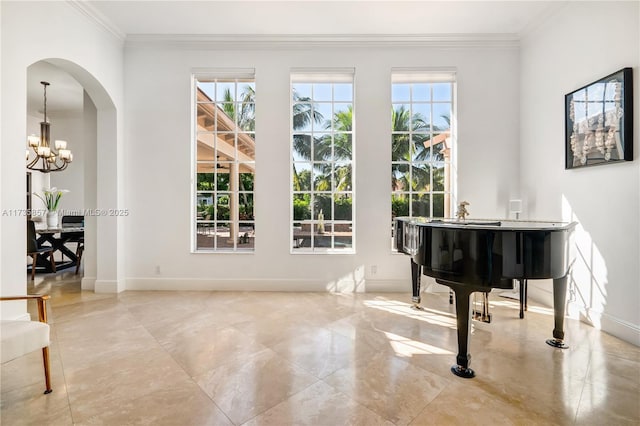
[565,67,633,169]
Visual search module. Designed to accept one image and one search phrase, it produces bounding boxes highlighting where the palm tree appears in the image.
[292,89,325,191]
[222,85,255,131]
[391,105,430,192]
[220,85,256,215]
[315,105,353,191]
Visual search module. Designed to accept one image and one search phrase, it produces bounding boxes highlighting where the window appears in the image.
[391,70,456,248]
[193,73,255,252]
[291,70,354,253]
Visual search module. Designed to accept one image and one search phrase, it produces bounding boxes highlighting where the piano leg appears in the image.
[410,259,423,309]
[450,285,475,378]
[546,275,569,349]
[519,279,525,319]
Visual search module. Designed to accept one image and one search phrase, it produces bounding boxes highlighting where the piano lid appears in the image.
[395,217,577,231]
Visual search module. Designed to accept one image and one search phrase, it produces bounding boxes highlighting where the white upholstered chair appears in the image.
[0,294,52,394]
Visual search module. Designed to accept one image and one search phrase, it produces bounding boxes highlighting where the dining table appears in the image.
[35,226,84,272]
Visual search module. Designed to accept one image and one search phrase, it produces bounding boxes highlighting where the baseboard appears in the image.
[125,277,415,293]
[94,279,125,293]
[81,276,96,291]
[567,301,640,347]
[600,312,640,347]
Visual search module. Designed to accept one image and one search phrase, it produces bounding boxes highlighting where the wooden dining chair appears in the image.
[75,237,84,275]
[27,220,56,281]
[0,294,52,394]
[60,215,84,262]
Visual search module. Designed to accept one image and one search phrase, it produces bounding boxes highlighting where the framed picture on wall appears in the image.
[565,67,633,169]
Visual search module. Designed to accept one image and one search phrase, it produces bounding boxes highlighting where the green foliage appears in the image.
[334,196,352,220]
[293,194,311,220]
[197,173,214,191]
[392,196,409,218]
[204,204,215,218]
[239,173,254,191]
[314,196,352,221]
[391,195,445,218]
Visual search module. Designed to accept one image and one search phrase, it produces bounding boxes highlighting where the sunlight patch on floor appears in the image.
[489,299,555,316]
[383,331,453,357]
[364,298,457,328]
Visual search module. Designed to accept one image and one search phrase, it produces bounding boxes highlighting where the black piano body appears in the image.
[394,217,576,378]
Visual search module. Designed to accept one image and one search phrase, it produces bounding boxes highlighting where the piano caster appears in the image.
[472,292,492,323]
[546,338,569,349]
[451,365,475,379]
[473,310,492,323]
[411,296,423,310]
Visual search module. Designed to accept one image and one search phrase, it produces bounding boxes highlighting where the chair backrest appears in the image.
[61,215,84,242]
[61,215,84,227]
[27,220,39,254]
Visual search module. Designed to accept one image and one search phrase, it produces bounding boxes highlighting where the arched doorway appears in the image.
[26,58,122,293]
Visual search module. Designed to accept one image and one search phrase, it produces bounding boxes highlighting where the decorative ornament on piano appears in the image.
[456,201,470,221]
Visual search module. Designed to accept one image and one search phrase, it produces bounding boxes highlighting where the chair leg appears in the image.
[75,246,84,275]
[42,346,52,394]
[31,254,38,281]
[49,252,56,273]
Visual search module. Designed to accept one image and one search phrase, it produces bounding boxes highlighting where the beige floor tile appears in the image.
[161,323,269,377]
[243,380,394,426]
[3,274,638,425]
[195,348,318,425]
[585,351,640,394]
[76,382,233,426]
[65,348,192,423]
[1,342,64,394]
[232,313,323,347]
[323,351,451,425]
[270,325,374,379]
[575,380,640,425]
[0,380,73,426]
[409,379,569,426]
[56,324,161,374]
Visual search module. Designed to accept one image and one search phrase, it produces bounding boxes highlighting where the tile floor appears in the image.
[1,271,639,425]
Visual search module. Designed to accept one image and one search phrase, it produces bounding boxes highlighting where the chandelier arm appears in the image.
[25,81,72,173]
[26,157,40,169]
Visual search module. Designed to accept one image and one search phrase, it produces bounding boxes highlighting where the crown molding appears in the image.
[519,1,569,40]
[67,0,126,42]
[125,33,520,50]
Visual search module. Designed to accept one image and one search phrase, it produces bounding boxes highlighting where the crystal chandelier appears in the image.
[26,81,73,173]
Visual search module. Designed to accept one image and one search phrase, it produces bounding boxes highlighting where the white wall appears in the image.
[0,1,124,317]
[27,109,86,217]
[520,2,640,344]
[48,111,85,214]
[123,41,520,291]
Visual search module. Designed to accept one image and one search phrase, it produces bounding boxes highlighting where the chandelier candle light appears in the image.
[26,81,73,173]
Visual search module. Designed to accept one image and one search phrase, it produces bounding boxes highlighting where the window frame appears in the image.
[290,70,356,254]
[192,71,256,253]
[391,70,457,251]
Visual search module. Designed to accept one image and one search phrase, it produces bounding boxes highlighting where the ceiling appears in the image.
[85,0,563,37]
[27,62,83,118]
[29,1,565,115]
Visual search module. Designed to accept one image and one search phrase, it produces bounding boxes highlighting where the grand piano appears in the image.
[394,217,576,378]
